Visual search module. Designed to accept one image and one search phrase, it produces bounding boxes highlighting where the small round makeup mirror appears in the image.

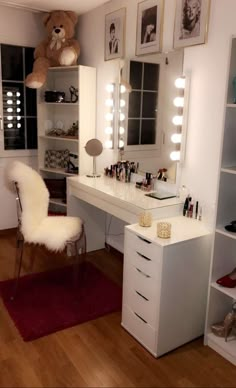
[85,138,103,178]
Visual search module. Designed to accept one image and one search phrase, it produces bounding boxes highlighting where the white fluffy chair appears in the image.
[7,161,86,299]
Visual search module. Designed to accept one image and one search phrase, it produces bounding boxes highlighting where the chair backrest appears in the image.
[7,161,49,240]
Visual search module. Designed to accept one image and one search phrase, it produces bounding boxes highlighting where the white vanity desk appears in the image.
[67,175,212,357]
[67,175,183,252]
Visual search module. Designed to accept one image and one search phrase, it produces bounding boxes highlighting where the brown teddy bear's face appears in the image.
[44,11,78,41]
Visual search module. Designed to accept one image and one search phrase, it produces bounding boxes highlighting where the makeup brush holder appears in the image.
[157,222,171,238]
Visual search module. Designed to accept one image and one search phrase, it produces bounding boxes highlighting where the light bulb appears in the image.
[119,126,125,135]
[17,123,21,128]
[120,113,125,121]
[119,139,124,148]
[17,116,21,120]
[7,116,13,120]
[173,97,184,107]
[7,91,13,97]
[105,113,113,121]
[8,123,13,128]
[175,77,186,89]
[105,126,113,134]
[172,115,183,126]
[105,140,113,149]
[105,98,114,107]
[7,100,13,105]
[17,108,21,113]
[120,85,126,93]
[171,133,182,143]
[120,99,125,107]
[7,108,13,113]
[16,100,21,105]
[16,92,21,97]
[106,84,114,93]
[170,151,180,161]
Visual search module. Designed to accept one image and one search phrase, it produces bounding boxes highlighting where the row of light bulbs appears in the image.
[170,76,186,162]
[4,90,22,129]
[104,83,126,149]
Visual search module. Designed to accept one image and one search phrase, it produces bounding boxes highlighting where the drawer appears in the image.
[125,229,162,262]
[122,304,157,356]
[123,262,160,301]
[123,285,159,327]
[125,246,161,280]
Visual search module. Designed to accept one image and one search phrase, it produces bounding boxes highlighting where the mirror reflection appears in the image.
[123,49,184,183]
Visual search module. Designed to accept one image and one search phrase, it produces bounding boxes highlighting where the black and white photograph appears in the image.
[136,0,163,56]
[105,8,126,61]
[174,0,210,48]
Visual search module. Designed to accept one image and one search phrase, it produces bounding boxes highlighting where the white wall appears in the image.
[77,0,236,229]
[181,0,234,227]
[77,0,179,174]
[0,5,44,229]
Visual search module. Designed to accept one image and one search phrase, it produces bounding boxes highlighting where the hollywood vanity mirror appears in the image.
[121,49,184,185]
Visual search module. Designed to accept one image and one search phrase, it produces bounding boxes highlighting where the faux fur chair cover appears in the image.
[7,161,82,251]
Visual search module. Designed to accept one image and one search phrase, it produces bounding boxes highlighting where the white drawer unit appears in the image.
[121,216,212,357]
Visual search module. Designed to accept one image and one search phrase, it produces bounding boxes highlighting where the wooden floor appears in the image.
[0,229,236,387]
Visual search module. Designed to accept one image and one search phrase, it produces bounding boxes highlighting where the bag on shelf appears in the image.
[44,149,70,169]
[44,178,66,202]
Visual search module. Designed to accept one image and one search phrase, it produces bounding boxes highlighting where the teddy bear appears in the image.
[25,10,80,89]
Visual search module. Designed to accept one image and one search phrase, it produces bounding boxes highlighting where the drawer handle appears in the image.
[135,290,149,301]
[136,267,150,278]
[136,252,151,261]
[137,236,151,244]
[134,312,147,324]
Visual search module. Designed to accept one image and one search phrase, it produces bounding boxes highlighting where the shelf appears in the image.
[40,102,79,106]
[221,166,236,174]
[40,167,77,176]
[39,135,78,143]
[48,65,79,72]
[207,332,236,366]
[216,227,236,240]
[49,198,67,208]
[211,282,236,299]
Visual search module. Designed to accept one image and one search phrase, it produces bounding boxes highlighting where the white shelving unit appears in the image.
[204,37,236,365]
[37,65,96,211]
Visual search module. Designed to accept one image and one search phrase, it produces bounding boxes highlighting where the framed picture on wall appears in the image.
[136,0,164,56]
[173,0,210,49]
[104,8,126,61]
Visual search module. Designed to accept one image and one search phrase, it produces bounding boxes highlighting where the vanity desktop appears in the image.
[67,174,182,253]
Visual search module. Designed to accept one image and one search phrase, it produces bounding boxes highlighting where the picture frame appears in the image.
[105,8,126,61]
[136,0,163,56]
[173,0,210,49]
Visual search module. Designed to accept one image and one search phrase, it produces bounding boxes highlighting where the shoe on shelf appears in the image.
[211,302,236,342]
[225,220,236,233]
[216,267,236,288]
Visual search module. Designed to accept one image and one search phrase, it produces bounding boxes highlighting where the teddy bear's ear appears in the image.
[42,12,51,26]
[66,11,78,25]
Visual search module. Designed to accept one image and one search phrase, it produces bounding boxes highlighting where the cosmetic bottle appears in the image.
[183,196,189,216]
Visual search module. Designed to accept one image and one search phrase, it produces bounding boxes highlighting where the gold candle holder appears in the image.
[157,222,171,238]
[138,212,152,227]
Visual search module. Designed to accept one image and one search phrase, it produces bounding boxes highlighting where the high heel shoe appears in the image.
[211,302,236,342]
[216,267,236,288]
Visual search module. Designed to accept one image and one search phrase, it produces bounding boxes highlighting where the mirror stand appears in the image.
[86,157,101,178]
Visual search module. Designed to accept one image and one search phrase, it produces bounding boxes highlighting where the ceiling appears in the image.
[0,0,109,14]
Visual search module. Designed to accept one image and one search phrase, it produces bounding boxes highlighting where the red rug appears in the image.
[0,262,122,341]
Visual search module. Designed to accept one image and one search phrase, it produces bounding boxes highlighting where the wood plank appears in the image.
[0,229,236,387]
